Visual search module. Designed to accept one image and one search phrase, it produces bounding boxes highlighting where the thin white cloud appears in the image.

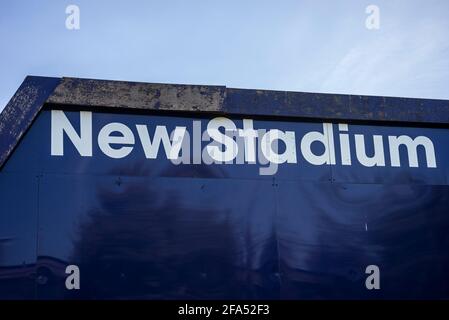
[321,20,449,99]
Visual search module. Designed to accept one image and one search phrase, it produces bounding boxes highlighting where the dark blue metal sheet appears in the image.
[276,182,449,299]
[0,173,38,299]
[2,107,449,299]
[36,174,278,299]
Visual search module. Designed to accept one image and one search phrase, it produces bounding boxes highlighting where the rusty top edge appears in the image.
[47,77,227,113]
[44,76,449,125]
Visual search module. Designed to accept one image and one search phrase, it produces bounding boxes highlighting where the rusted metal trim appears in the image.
[0,76,61,169]
[47,77,449,125]
[47,77,226,113]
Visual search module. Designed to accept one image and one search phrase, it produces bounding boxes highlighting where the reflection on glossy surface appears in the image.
[277,183,449,299]
[30,176,449,299]
[0,173,38,299]
[36,166,279,299]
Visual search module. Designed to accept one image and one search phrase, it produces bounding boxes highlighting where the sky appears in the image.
[0,0,448,112]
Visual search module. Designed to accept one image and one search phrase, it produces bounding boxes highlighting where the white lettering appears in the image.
[51,110,92,156]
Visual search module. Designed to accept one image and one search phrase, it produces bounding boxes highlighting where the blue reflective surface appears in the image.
[1,109,449,299]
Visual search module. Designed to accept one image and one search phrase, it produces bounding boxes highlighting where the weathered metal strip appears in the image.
[225,88,449,124]
[47,77,226,113]
[0,76,61,169]
[46,78,449,124]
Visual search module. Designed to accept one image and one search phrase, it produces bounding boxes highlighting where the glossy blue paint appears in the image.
[1,108,449,299]
[0,173,39,299]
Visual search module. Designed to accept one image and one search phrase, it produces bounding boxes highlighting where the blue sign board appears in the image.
[1,107,449,299]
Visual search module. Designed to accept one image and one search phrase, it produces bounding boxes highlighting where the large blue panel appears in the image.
[0,173,38,299]
[276,182,449,299]
[36,174,278,299]
[2,107,449,299]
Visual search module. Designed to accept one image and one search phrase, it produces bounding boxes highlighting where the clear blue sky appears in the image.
[1,0,448,111]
